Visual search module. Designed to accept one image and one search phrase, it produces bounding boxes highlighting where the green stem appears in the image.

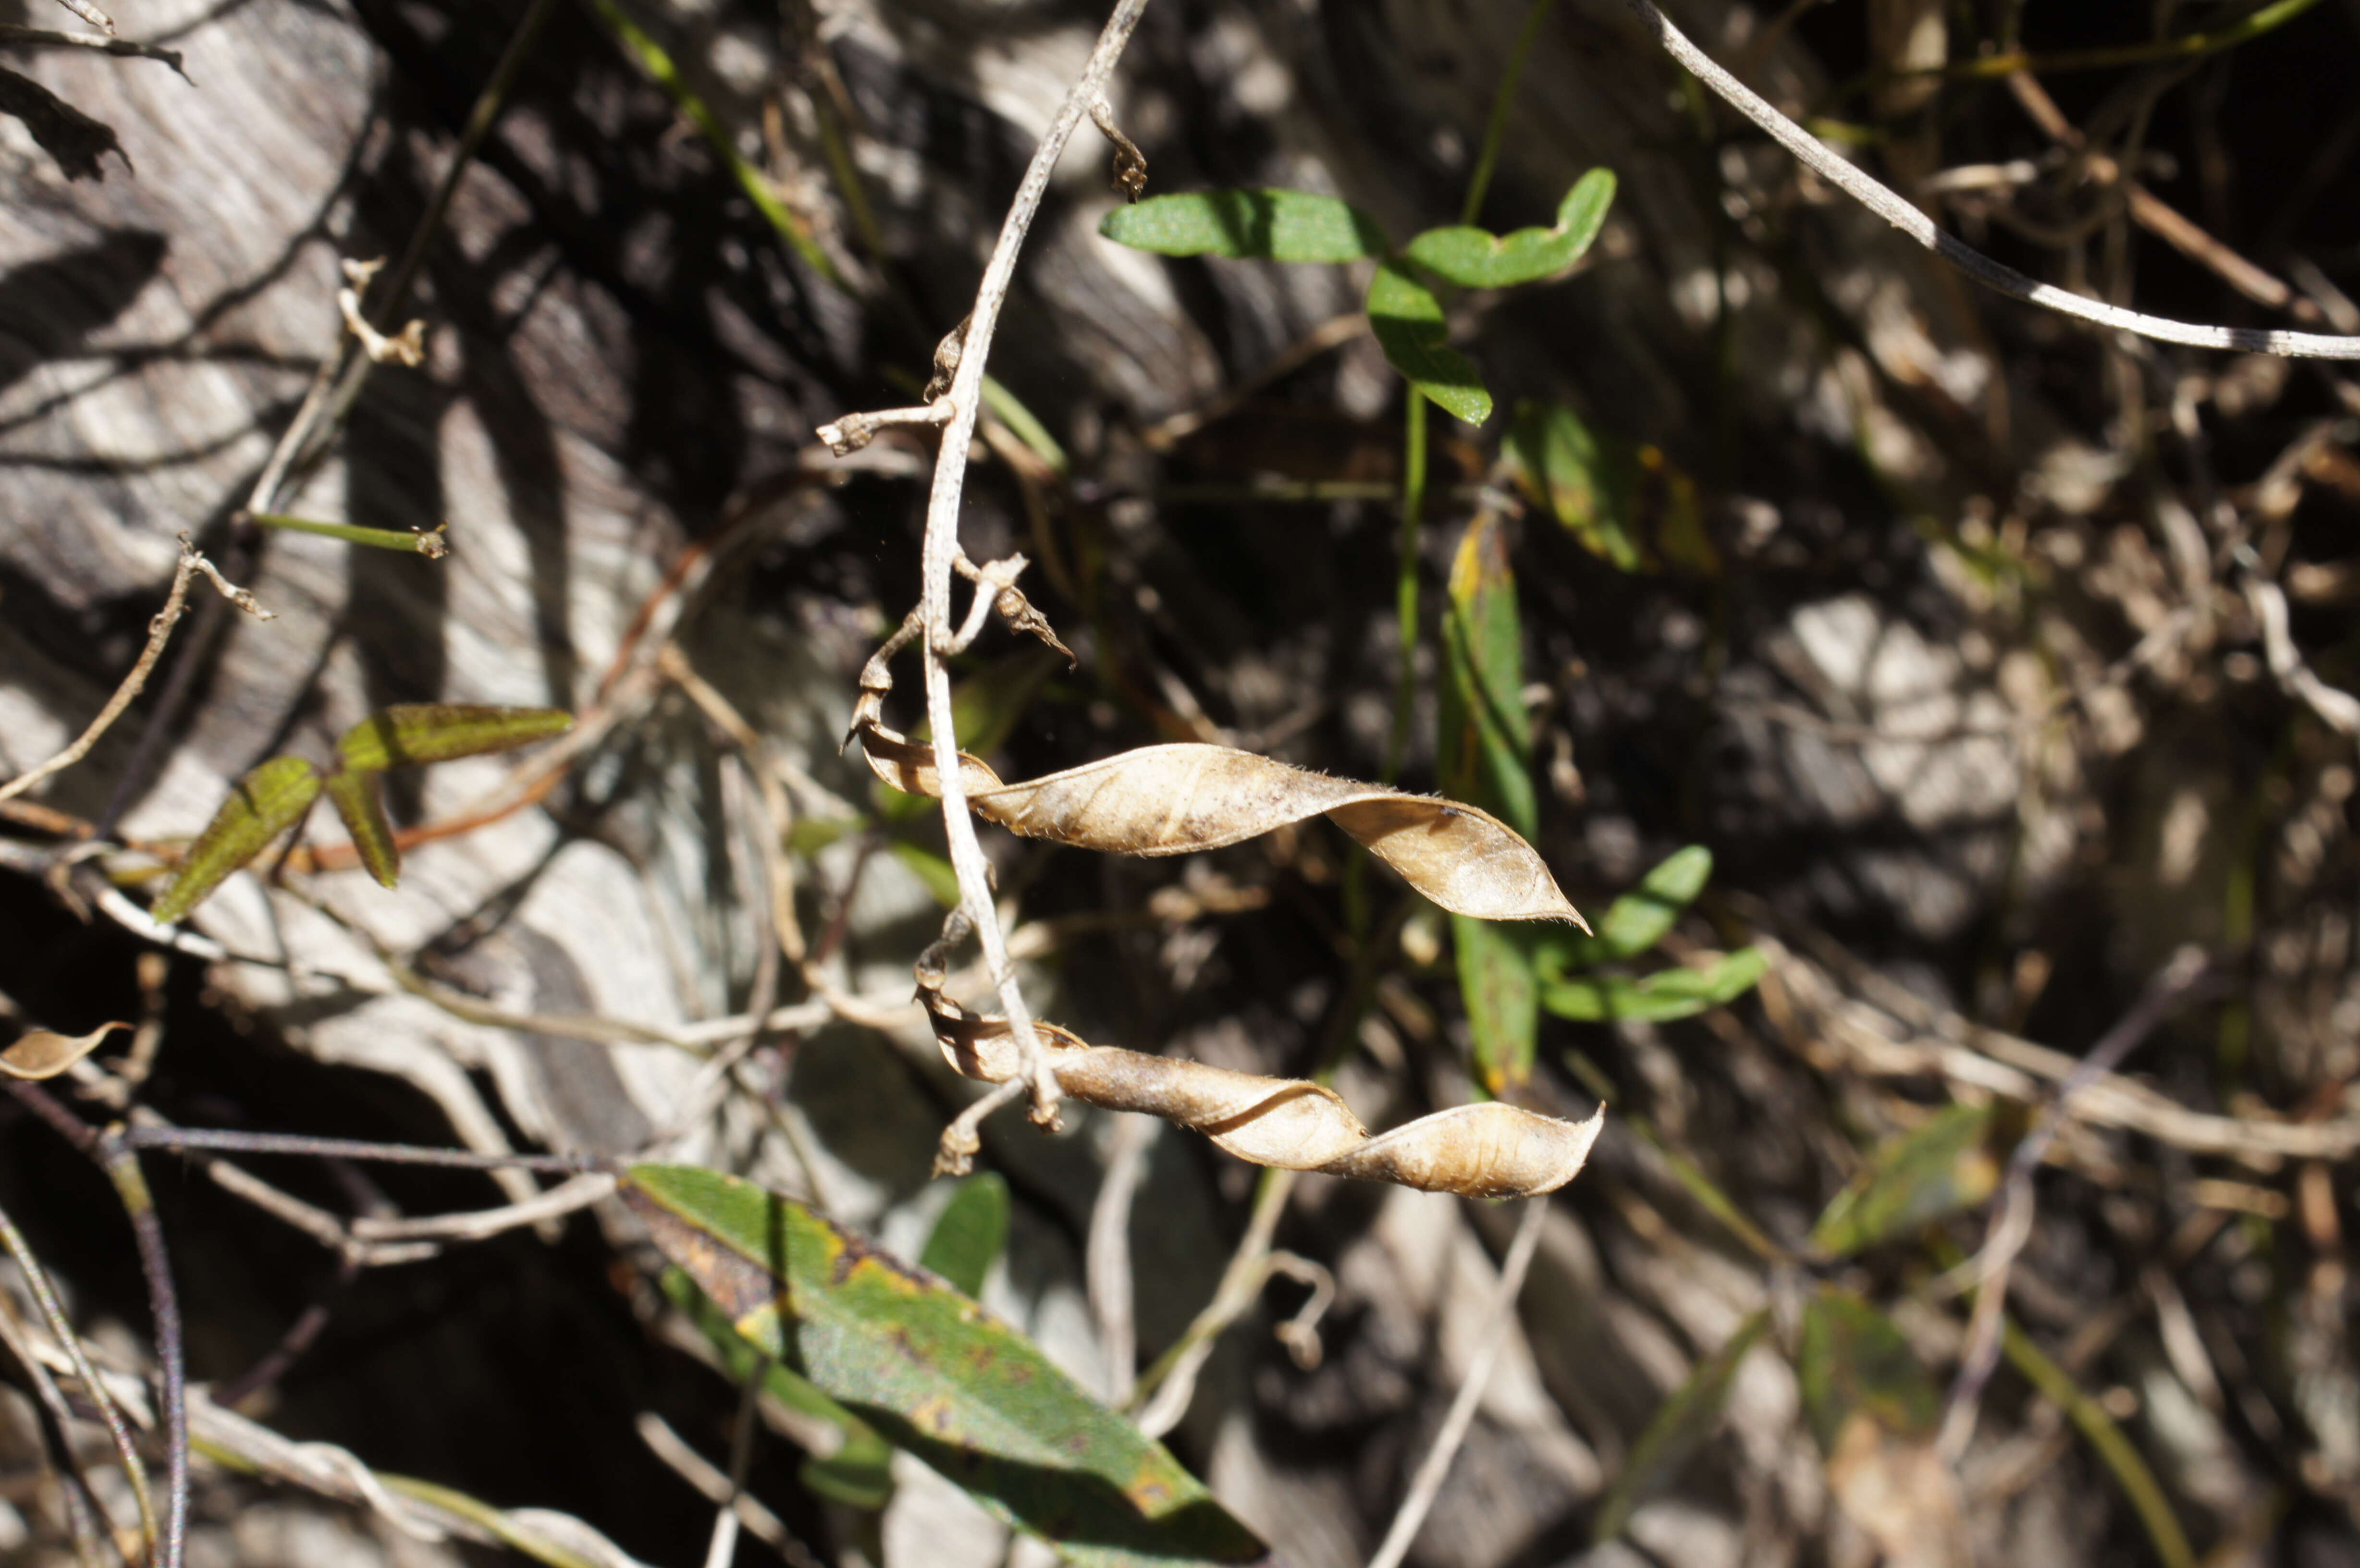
[2001,1325,2195,1568]
[1852,0,2320,92]
[582,0,846,287]
[247,512,449,555]
[1380,392,1429,785]
[1460,0,1559,225]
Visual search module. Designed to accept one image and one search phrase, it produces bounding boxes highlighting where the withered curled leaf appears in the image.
[855,719,1585,927]
[923,987,1603,1199]
[0,1021,128,1080]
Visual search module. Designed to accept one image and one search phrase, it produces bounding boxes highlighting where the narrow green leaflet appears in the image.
[153,756,323,923]
[920,1173,1010,1299]
[1538,948,1768,1023]
[1403,168,1615,289]
[1809,1104,2003,1259]
[1796,1288,1940,1454]
[1099,189,1387,263]
[1438,508,1539,1095]
[1581,845,1715,964]
[1438,510,1536,839]
[1366,262,1491,425]
[337,704,573,771]
[1454,916,1540,1097]
[661,1269,896,1509]
[626,1165,1266,1568]
[1593,1310,1768,1544]
[1501,401,1641,571]
[323,769,400,889]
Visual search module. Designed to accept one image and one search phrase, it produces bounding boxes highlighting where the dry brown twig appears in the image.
[0,534,272,806]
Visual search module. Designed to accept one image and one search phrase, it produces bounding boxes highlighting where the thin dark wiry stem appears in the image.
[122,1126,604,1172]
[101,1143,186,1568]
[0,1177,158,1560]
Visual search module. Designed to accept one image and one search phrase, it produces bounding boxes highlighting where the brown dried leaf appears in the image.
[0,1021,127,1080]
[924,989,1602,1198]
[856,721,1584,926]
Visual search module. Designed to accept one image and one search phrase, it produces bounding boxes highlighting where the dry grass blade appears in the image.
[856,721,1586,925]
[922,984,1603,1197]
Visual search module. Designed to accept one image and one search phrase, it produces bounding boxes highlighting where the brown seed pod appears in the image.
[855,719,1586,927]
[923,987,1603,1199]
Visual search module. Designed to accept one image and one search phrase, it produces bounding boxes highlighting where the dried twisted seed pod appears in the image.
[923,989,1604,1199]
[854,718,1586,928]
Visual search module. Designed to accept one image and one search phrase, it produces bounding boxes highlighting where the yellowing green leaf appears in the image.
[1438,509,1536,839]
[1404,168,1615,289]
[1501,403,1714,576]
[1797,1288,1939,1454]
[1810,1104,2003,1259]
[337,704,573,772]
[153,756,323,924]
[661,1269,895,1509]
[1539,948,1768,1023]
[920,1173,1010,1298]
[1593,1309,1767,1545]
[1367,262,1491,425]
[1437,507,1542,1095]
[1098,189,1388,262]
[323,769,399,889]
[625,1164,1265,1568]
[1502,401,1640,571]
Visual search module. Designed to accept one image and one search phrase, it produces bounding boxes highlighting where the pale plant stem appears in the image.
[1621,0,2360,359]
[915,0,1152,1122]
[1366,1196,1549,1568]
[1936,946,2211,1460]
[1087,1113,1157,1404]
[0,539,268,804]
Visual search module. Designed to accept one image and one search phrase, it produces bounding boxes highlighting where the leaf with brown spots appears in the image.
[626,1164,1268,1568]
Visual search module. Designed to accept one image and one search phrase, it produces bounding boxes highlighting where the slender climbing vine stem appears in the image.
[914,0,1153,1121]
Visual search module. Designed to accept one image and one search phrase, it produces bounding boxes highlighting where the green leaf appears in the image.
[1454,916,1539,1098]
[1588,845,1714,962]
[1437,507,1540,1095]
[1593,1310,1767,1544]
[1437,508,1536,839]
[626,1164,1265,1568]
[1366,262,1491,425]
[1810,1105,2003,1259]
[920,1174,1010,1299]
[1796,1288,1940,1454]
[1404,168,1615,289]
[1500,402,1716,576]
[1098,189,1387,262]
[323,769,400,889]
[336,704,573,772]
[153,756,323,924]
[662,1269,896,1509]
[1539,947,1768,1023]
[887,840,962,909]
[1501,401,1643,572]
